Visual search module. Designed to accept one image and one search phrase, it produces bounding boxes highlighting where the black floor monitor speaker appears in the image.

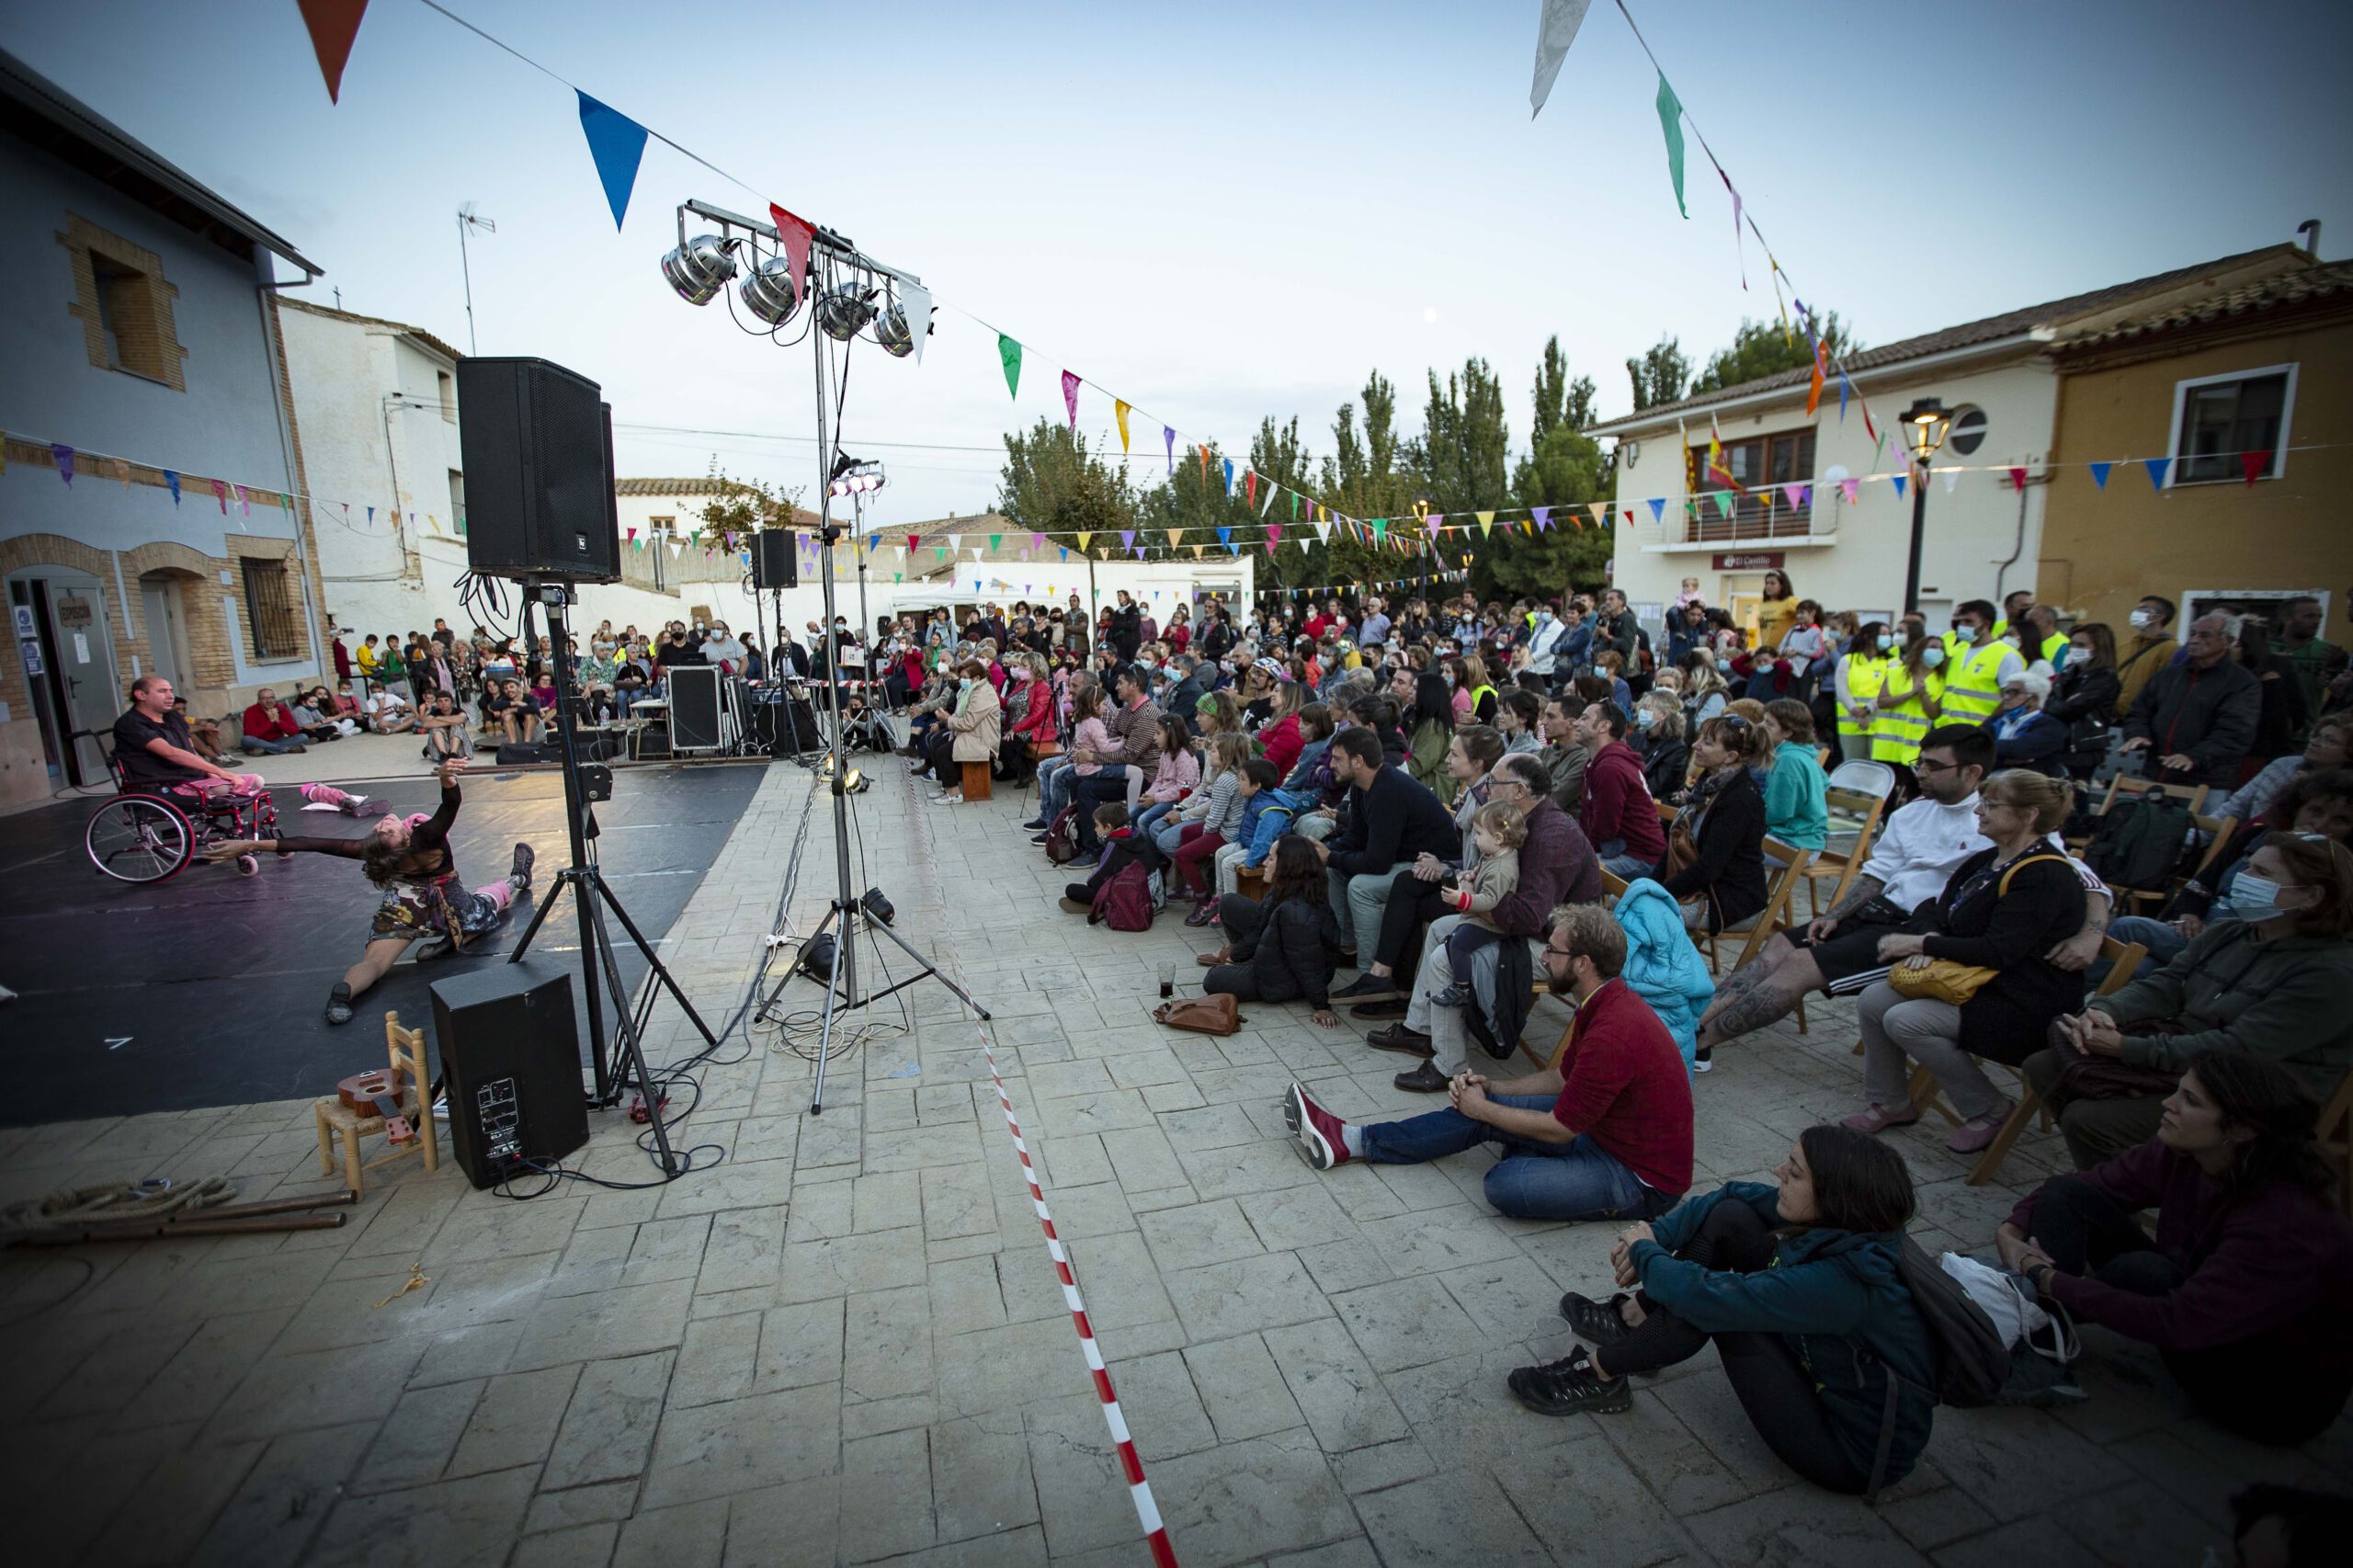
[456,357,622,582]
[754,528,799,589]
[430,958,590,1188]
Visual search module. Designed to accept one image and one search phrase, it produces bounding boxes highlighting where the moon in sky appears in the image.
[1423,306,1438,324]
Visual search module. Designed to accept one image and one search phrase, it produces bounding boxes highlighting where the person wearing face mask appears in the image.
[2025,830,2353,1169]
[1938,599,2024,728]
[2047,622,2122,781]
[1834,621,1894,762]
[1870,635,1948,769]
[2120,612,2263,790]
[922,659,1002,803]
[2112,594,2181,721]
[1999,1050,2353,1447]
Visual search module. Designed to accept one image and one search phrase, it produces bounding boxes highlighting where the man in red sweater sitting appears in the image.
[1285,903,1693,1222]
[1578,701,1665,879]
[239,687,309,756]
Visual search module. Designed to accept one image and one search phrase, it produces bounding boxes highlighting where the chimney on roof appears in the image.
[2298,219,2322,257]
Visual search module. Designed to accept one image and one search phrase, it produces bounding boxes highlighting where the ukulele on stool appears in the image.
[338,1069,416,1145]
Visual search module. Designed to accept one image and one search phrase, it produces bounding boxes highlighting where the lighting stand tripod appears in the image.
[757,319,988,1115]
[506,582,721,1170]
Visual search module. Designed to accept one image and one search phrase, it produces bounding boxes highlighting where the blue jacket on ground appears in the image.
[1631,1183,1938,1489]
[1237,788,1306,869]
[1611,880,1715,1069]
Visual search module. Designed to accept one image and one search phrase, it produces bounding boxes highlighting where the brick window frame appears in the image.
[238,552,304,660]
[57,214,187,391]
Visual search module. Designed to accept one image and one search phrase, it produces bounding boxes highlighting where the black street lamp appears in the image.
[1899,397,1952,615]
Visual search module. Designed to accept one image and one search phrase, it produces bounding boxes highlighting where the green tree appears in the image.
[995,420,1135,546]
[1487,423,1614,598]
[1529,335,1597,447]
[691,456,803,541]
[1690,312,1859,395]
[1626,335,1690,413]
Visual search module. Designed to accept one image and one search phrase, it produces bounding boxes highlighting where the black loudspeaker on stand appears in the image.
[456,357,623,583]
[431,959,589,1188]
[753,529,799,589]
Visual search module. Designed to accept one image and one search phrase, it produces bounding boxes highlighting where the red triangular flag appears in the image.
[296,0,370,104]
[2009,466,2029,492]
[2240,449,2272,485]
[768,204,815,295]
[1245,470,1257,510]
[905,533,920,552]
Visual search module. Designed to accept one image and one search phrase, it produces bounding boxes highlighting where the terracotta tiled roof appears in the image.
[2059,259,2353,349]
[1587,243,2313,433]
[904,512,1011,544]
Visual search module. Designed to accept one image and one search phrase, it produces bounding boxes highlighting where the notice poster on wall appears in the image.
[74,631,90,663]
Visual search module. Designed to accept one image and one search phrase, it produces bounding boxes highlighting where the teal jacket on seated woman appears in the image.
[1629,1182,1938,1488]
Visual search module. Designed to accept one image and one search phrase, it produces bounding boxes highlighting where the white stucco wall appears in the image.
[1607,354,2056,629]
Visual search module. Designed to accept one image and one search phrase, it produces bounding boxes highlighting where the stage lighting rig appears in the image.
[739,256,801,324]
[828,463,885,498]
[816,284,878,342]
[662,220,738,305]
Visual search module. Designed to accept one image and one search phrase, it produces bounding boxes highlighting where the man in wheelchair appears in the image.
[113,676,268,801]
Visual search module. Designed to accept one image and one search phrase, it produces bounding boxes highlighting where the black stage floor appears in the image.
[0,765,768,1128]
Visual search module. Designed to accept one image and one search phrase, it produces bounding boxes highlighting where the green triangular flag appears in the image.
[1654,74,1688,219]
[1289,492,1298,519]
[989,533,1001,552]
[1713,491,1734,518]
[997,334,1022,400]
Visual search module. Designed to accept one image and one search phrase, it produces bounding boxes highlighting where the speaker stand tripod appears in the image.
[506,584,722,1172]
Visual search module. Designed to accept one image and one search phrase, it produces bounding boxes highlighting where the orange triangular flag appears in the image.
[296,0,371,103]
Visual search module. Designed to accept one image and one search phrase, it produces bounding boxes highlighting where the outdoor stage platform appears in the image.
[0,764,766,1127]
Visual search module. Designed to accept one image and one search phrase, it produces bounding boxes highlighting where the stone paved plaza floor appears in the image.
[3,758,2345,1566]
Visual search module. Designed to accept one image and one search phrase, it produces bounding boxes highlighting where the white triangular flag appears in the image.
[899,283,933,366]
[1529,0,1593,118]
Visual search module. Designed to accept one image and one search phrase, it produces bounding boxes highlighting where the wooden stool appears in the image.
[961,758,993,802]
[1234,865,1267,902]
[314,1012,440,1194]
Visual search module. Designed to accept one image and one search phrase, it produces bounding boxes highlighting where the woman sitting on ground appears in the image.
[2024,830,2353,1169]
[1651,714,1768,933]
[1848,769,2087,1154]
[1634,693,1689,805]
[1989,669,2070,778]
[1999,1051,2353,1446]
[1760,699,1829,858]
[1199,835,1343,1028]
[1404,669,1457,797]
[1131,715,1200,841]
[1513,1126,1935,1497]
[926,659,1001,804]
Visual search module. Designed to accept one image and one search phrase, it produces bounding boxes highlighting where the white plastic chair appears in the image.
[1827,758,1898,800]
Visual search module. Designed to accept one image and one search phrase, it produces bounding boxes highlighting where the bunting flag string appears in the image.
[997,335,1022,401]
[1061,370,1081,431]
[576,92,649,230]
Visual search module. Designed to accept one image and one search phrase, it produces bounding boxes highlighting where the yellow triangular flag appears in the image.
[1116,400,1131,455]
[1165,528,1182,547]
[1587,503,1607,526]
[1191,544,1205,559]
[1476,512,1494,537]
[1076,531,1092,551]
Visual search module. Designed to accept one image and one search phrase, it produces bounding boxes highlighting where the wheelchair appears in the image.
[84,749,280,885]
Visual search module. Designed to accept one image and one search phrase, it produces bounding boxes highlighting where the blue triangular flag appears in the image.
[868,533,880,551]
[165,470,181,506]
[367,506,375,523]
[1059,547,1068,562]
[1646,497,1665,523]
[576,91,650,231]
[1838,373,1850,422]
[1222,458,1235,497]
[1216,526,1233,550]
[1891,474,1907,500]
[2142,457,2170,490]
[2088,461,2112,491]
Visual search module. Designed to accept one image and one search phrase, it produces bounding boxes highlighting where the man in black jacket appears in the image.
[1368,752,1605,1090]
[1072,665,1165,855]
[1313,727,1459,960]
[1591,588,1640,668]
[1108,591,1143,660]
[2120,612,2261,790]
[1165,654,1211,733]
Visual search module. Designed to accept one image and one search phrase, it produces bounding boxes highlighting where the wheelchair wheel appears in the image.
[237,853,259,877]
[87,796,193,884]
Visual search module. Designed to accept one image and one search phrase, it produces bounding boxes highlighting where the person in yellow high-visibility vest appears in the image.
[1938,599,2024,729]
[1870,637,1948,766]
[1836,621,1894,760]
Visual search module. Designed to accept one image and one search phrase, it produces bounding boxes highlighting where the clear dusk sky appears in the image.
[6,0,2350,526]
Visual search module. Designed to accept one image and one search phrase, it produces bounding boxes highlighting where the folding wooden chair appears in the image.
[1800,786,1890,920]
[1692,840,1813,976]
[2067,774,2209,855]
[313,1012,440,1194]
[1905,935,2147,1187]
[2123,813,2234,916]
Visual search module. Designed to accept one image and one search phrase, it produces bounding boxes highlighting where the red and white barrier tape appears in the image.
[976,1019,1179,1568]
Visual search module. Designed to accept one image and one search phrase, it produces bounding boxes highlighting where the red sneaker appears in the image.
[1284,1082,1350,1170]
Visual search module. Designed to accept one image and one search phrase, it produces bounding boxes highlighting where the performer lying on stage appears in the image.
[207,758,534,1024]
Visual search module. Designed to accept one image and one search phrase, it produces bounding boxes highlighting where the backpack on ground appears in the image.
[1042,803,1082,866]
[2085,789,2195,891]
[1092,861,1154,931]
[1862,1236,2014,1501]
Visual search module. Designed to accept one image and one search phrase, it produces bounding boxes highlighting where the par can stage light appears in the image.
[874,301,916,358]
[663,233,737,305]
[816,284,877,342]
[739,256,802,325]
